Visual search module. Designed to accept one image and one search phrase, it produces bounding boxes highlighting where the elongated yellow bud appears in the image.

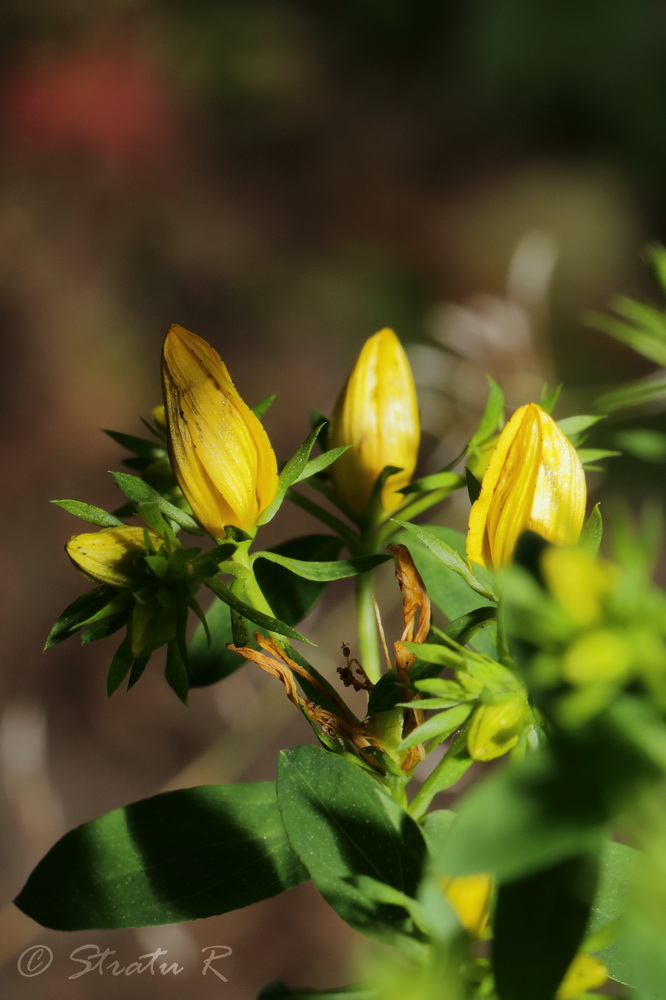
[66,526,158,588]
[161,325,279,536]
[440,874,494,938]
[467,403,586,568]
[329,328,419,516]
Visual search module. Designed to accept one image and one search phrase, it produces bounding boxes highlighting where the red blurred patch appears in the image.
[2,41,181,175]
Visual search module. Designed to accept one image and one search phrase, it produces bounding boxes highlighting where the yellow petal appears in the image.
[66,526,158,588]
[556,953,607,999]
[440,874,494,937]
[161,325,279,535]
[329,328,420,516]
[467,403,586,568]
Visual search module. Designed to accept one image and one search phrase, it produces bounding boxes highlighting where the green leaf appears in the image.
[104,429,166,460]
[255,550,389,583]
[432,746,606,881]
[258,984,378,1000]
[106,638,136,695]
[580,503,603,556]
[399,471,465,497]
[588,840,640,987]
[252,393,277,419]
[253,535,343,626]
[110,472,201,533]
[556,414,603,444]
[51,500,125,528]
[613,428,666,463]
[45,585,118,649]
[277,745,427,947]
[165,637,189,703]
[14,781,308,929]
[206,578,313,645]
[586,303,666,367]
[493,852,599,1000]
[187,597,248,687]
[259,425,325,525]
[399,703,472,751]
[468,377,504,450]
[394,521,497,602]
[293,446,349,483]
[596,377,666,414]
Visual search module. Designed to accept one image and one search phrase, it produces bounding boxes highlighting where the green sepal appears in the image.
[110,472,201,533]
[580,503,603,556]
[556,414,604,447]
[540,383,563,413]
[466,376,504,464]
[106,637,137,695]
[252,393,277,419]
[164,635,189,703]
[14,781,308,929]
[45,585,118,649]
[465,468,482,504]
[293,445,350,483]
[259,424,325,525]
[51,499,125,528]
[103,428,167,460]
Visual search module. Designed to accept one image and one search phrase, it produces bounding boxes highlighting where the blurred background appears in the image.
[1,1,665,996]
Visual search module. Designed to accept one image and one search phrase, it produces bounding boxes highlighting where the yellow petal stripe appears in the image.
[329,328,419,516]
[162,325,278,536]
[66,526,158,588]
[467,403,586,567]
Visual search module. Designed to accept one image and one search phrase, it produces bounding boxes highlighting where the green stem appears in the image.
[286,489,360,552]
[355,568,381,684]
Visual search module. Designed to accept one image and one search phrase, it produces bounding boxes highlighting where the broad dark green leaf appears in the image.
[277,745,427,946]
[254,535,343,626]
[51,499,125,528]
[15,782,308,929]
[493,852,599,1000]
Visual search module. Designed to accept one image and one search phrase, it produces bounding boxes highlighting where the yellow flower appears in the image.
[329,328,419,517]
[161,324,279,536]
[556,953,607,999]
[467,403,586,568]
[440,874,494,937]
[466,695,527,761]
[66,526,158,588]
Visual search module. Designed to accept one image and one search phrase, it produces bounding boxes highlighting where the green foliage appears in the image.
[14,782,307,929]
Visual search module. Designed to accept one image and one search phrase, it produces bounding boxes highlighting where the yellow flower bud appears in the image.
[556,953,607,1000]
[467,403,586,568]
[440,874,494,937]
[161,324,279,536]
[467,695,527,761]
[328,328,419,516]
[66,526,158,588]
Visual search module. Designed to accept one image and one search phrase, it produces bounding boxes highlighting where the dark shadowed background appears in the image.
[1,2,665,997]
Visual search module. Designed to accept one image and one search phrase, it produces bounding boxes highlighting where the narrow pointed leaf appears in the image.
[51,500,125,528]
[110,472,201,533]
